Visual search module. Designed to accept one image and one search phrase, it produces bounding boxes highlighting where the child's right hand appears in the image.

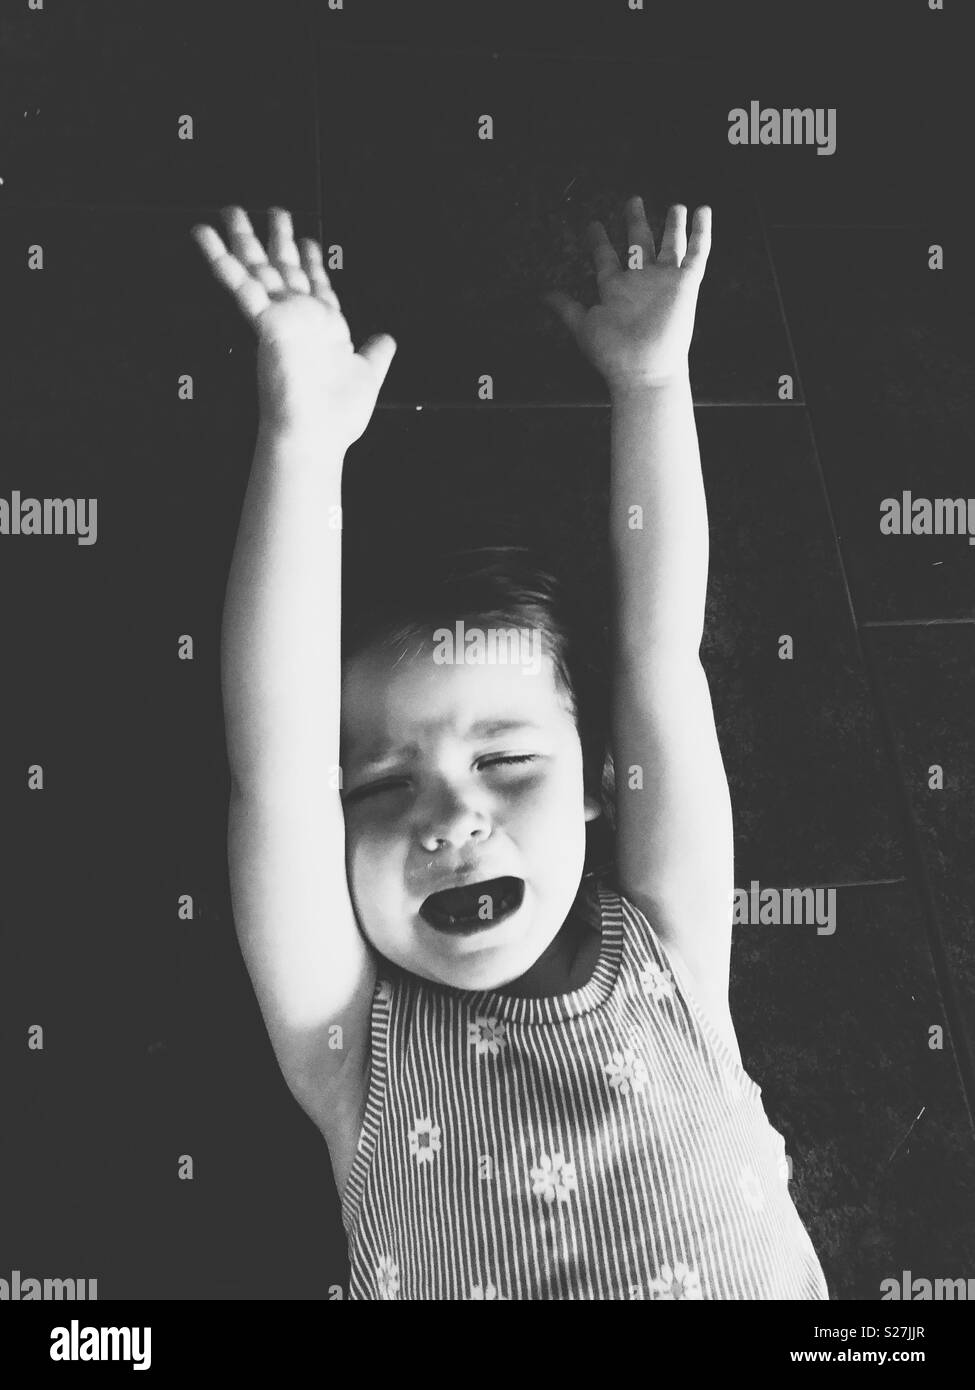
[191,206,396,446]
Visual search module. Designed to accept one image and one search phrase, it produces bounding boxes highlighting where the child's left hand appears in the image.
[544,199,711,392]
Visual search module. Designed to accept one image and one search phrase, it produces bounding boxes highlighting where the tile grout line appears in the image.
[310,38,902,69]
[863,618,975,628]
[753,186,855,616]
[854,632,975,1134]
[0,206,931,236]
[0,202,323,217]
[771,225,921,230]
[312,41,733,65]
[756,188,975,1129]
[306,0,325,242]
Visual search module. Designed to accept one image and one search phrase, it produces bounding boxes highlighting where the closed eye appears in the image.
[344,754,539,802]
[479,754,538,769]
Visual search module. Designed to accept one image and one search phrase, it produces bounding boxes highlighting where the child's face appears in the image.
[340,636,602,992]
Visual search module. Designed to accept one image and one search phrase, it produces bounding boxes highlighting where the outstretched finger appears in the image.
[543,289,586,337]
[684,205,712,277]
[221,206,287,294]
[586,220,621,288]
[190,224,271,321]
[658,203,687,267]
[267,207,311,294]
[298,237,339,306]
[625,195,656,265]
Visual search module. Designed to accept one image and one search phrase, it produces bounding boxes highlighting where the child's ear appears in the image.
[583,793,602,823]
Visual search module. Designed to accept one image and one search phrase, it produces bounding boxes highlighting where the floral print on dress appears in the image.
[639,962,676,1002]
[468,1015,507,1057]
[530,1152,578,1205]
[604,1046,649,1097]
[408,1116,442,1165]
[469,1282,508,1300]
[648,1261,703,1300]
[740,1165,765,1212]
[376,1255,400,1299]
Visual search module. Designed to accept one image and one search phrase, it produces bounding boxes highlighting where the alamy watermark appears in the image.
[432,620,541,676]
[0,490,98,545]
[1,1268,97,1299]
[881,1271,975,1300]
[880,493,975,544]
[728,102,836,156]
[732,880,836,936]
[50,1320,150,1371]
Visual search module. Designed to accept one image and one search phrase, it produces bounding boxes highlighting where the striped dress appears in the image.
[341,876,829,1300]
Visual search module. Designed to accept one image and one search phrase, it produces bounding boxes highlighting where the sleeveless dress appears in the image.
[341,876,829,1300]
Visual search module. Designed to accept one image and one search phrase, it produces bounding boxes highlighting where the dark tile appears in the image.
[0,204,324,416]
[316,51,798,404]
[340,404,904,884]
[863,624,975,1063]
[3,896,349,1296]
[0,202,347,1292]
[0,198,244,831]
[0,201,329,648]
[695,406,906,884]
[769,228,975,622]
[731,881,975,1301]
[749,50,962,228]
[312,18,959,242]
[0,0,318,210]
[1,698,345,1296]
[311,0,936,64]
[0,204,268,1025]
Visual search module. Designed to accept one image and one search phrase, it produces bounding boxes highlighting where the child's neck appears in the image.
[387,885,603,999]
[499,898,601,999]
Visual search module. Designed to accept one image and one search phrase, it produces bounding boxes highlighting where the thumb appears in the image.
[542,290,586,337]
[358,332,398,386]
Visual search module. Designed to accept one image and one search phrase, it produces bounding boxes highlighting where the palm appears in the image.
[254,294,377,438]
[545,199,711,390]
[191,206,396,441]
[577,271,692,380]
[255,288,341,343]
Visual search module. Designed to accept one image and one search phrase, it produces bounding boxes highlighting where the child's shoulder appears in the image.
[593,869,661,954]
[606,874,747,1071]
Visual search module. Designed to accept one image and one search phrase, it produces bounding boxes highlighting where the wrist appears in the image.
[608,368,692,401]
[257,368,358,452]
[256,414,350,471]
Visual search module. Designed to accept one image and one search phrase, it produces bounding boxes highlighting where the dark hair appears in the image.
[342,543,617,885]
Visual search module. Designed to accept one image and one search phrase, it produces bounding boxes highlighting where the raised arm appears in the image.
[545,200,736,1032]
[191,207,397,1108]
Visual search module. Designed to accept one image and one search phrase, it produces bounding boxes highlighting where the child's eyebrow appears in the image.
[350,719,543,766]
[469,718,541,739]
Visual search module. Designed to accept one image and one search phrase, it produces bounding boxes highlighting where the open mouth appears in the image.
[419,876,525,934]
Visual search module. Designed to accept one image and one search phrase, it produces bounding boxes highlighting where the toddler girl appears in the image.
[192,199,828,1300]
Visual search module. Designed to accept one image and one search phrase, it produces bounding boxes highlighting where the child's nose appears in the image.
[416,784,491,851]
